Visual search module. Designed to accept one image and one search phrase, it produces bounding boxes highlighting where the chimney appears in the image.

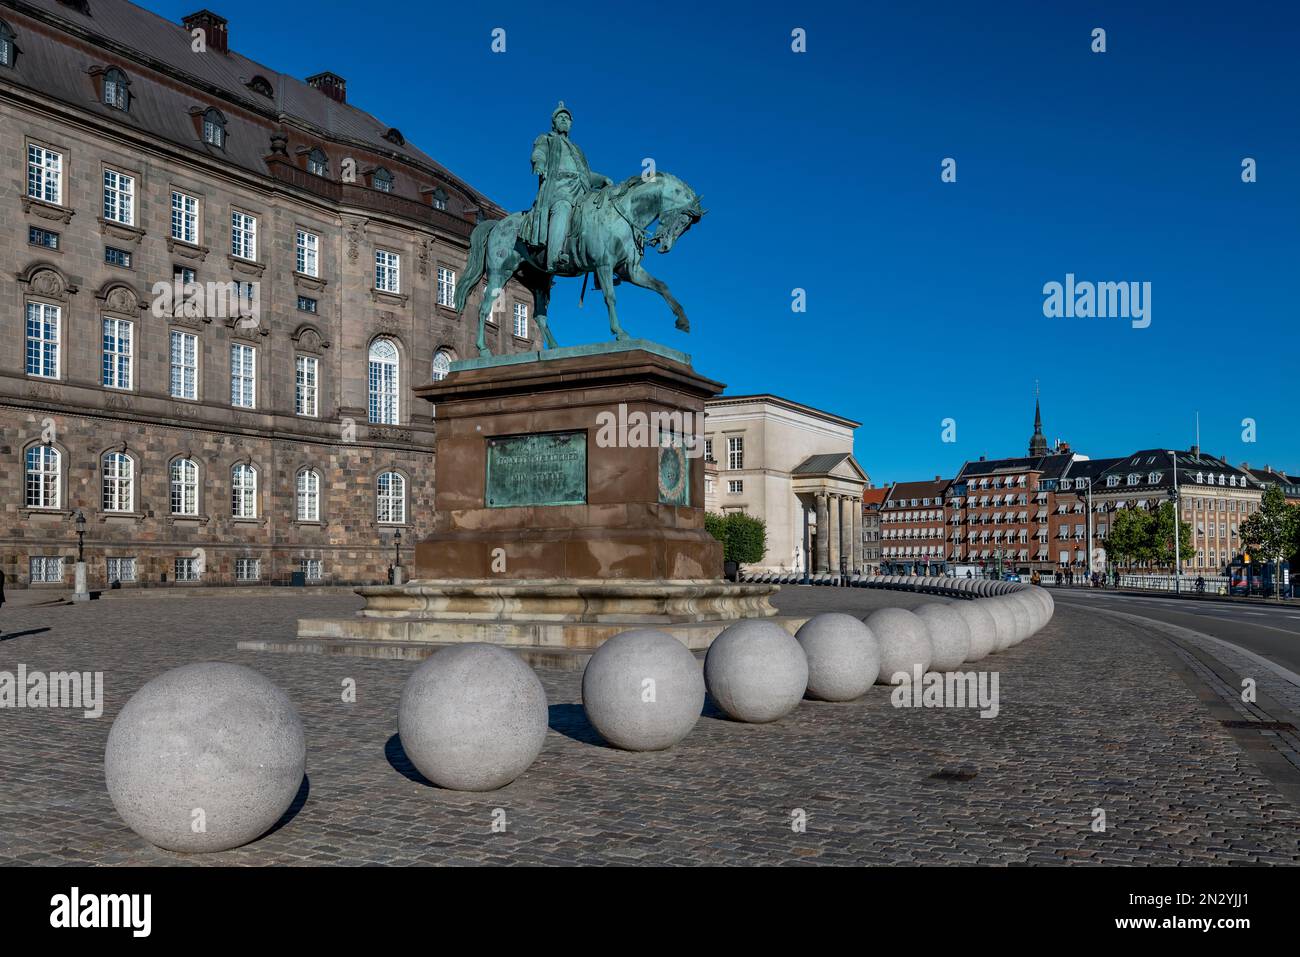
[1190,444,1200,457]
[934,475,941,482]
[307,72,347,104]
[182,10,229,54]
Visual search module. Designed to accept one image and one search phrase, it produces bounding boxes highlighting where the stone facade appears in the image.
[1,0,538,587]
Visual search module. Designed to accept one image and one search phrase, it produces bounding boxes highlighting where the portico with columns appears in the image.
[794,454,870,576]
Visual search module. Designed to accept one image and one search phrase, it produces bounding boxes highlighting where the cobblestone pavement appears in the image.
[1,587,1298,866]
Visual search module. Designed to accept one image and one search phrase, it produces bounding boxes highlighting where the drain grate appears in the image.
[1220,720,1296,732]
[930,766,979,781]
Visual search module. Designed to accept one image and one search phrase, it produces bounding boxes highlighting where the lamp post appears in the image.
[1167,450,1181,594]
[71,509,88,601]
[392,527,403,584]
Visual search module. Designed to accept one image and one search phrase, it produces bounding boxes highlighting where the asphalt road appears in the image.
[1050,587,1300,677]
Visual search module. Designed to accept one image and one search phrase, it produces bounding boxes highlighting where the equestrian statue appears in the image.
[453,101,706,357]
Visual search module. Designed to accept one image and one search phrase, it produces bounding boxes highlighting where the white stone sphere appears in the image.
[1011,591,1043,635]
[864,607,933,684]
[104,662,306,853]
[704,619,808,722]
[398,643,548,791]
[581,629,704,751]
[1003,597,1032,645]
[796,613,880,701]
[953,600,998,661]
[913,603,972,671]
[980,598,1018,652]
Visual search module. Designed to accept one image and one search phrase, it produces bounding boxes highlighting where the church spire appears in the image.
[1029,386,1048,456]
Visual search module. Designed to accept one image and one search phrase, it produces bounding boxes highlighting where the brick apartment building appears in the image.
[1,0,540,587]
[879,476,949,574]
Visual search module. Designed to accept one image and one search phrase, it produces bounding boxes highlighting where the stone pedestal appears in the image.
[72,561,89,602]
[414,340,722,580]
[275,341,783,664]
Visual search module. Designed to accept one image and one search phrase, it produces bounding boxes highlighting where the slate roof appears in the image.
[2,0,502,215]
[792,452,852,475]
[953,452,1074,482]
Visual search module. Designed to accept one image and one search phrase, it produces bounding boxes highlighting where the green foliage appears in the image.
[1240,486,1299,590]
[704,511,768,566]
[1104,502,1195,568]
[1151,500,1196,567]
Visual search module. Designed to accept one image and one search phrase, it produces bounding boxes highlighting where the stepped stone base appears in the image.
[269,578,786,662]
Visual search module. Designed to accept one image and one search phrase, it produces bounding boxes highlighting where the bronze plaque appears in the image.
[485,431,587,507]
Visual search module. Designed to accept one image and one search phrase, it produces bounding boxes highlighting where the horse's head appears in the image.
[640,173,706,254]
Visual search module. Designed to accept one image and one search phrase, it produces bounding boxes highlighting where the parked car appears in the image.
[1002,573,1021,582]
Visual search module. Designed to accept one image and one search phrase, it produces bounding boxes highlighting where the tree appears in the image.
[705,511,768,571]
[1151,500,1196,570]
[1105,506,1153,568]
[1240,486,1299,598]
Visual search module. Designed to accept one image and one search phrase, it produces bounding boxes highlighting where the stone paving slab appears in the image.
[0,588,1297,865]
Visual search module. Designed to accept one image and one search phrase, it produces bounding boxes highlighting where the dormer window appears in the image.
[202,108,226,148]
[248,75,273,98]
[431,187,448,211]
[0,21,15,68]
[1127,473,1139,485]
[103,68,129,110]
[384,127,405,146]
[1149,472,1162,484]
[373,167,393,192]
[307,148,328,177]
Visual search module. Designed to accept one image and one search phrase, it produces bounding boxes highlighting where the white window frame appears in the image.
[102,168,135,226]
[102,452,134,513]
[26,301,60,379]
[297,469,321,522]
[375,249,400,293]
[171,190,199,244]
[231,209,257,260]
[235,557,261,582]
[27,144,62,205]
[101,317,133,390]
[170,330,198,400]
[431,349,452,382]
[174,556,200,582]
[232,463,258,518]
[377,471,406,524]
[295,354,319,417]
[301,558,324,580]
[368,339,399,425]
[170,458,199,516]
[295,229,319,277]
[437,266,456,307]
[106,557,137,583]
[727,436,744,470]
[30,557,65,584]
[513,301,529,338]
[25,445,61,509]
[230,343,256,408]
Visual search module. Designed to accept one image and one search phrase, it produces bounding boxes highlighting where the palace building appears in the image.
[1,0,538,587]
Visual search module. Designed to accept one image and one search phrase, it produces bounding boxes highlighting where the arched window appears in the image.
[368,338,399,424]
[170,458,199,515]
[431,187,448,211]
[202,108,226,148]
[307,148,328,177]
[431,349,452,382]
[296,469,321,522]
[372,167,393,193]
[247,75,273,98]
[0,21,15,68]
[102,452,134,512]
[377,471,406,524]
[232,463,257,518]
[103,68,129,110]
[25,445,60,509]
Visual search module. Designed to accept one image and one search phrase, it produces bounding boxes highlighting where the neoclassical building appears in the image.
[702,394,870,574]
[1,0,538,587]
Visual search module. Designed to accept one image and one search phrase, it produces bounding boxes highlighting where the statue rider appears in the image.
[527,101,613,272]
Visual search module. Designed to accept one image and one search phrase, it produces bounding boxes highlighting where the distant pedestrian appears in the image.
[0,570,6,634]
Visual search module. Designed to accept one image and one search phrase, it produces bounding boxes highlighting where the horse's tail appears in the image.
[455,220,492,314]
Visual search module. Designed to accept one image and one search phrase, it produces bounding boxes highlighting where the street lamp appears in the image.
[74,509,86,562]
[393,526,402,569]
[1167,451,1180,594]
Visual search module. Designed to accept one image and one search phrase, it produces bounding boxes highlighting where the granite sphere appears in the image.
[796,613,881,701]
[1010,591,1043,635]
[104,662,306,853]
[398,643,548,791]
[864,607,933,684]
[1003,597,1032,645]
[953,599,998,661]
[704,619,808,722]
[913,603,973,671]
[981,598,1018,652]
[581,629,705,751]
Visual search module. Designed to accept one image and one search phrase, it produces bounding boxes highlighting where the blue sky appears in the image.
[154,0,1299,481]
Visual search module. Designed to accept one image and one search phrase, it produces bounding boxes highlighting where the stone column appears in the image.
[815,493,829,573]
[828,495,841,574]
[847,496,857,572]
[839,495,851,574]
